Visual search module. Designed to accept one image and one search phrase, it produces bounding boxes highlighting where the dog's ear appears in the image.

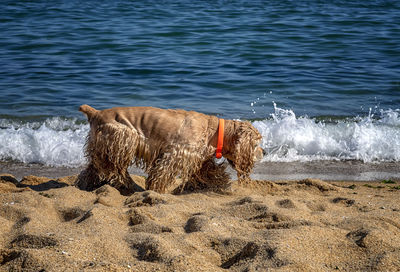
[79,104,98,122]
[232,122,262,179]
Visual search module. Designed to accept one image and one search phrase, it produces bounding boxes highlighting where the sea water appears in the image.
[0,0,399,167]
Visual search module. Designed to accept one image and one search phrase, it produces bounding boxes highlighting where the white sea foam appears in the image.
[253,103,400,162]
[1,107,400,167]
[0,118,88,167]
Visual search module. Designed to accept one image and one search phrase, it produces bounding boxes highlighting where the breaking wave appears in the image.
[1,105,399,167]
[253,103,400,162]
[0,118,88,167]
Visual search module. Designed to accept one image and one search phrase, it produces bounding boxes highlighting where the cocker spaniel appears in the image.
[76,105,263,194]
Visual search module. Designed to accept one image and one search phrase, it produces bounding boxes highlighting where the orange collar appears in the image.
[216,119,224,159]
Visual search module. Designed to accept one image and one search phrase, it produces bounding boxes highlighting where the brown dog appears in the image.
[76,105,263,194]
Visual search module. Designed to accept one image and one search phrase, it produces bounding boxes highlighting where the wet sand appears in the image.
[1,160,399,182]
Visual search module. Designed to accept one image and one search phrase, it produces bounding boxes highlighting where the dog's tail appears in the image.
[79,104,99,122]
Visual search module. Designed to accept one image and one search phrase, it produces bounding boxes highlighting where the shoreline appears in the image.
[1,160,399,182]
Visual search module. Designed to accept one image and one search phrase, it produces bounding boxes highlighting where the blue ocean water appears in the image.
[0,0,399,166]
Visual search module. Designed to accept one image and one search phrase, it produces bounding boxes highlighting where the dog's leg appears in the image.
[79,123,141,194]
[76,163,106,191]
[144,149,183,193]
[146,164,178,193]
[145,144,211,193]
[111,170,144,195]
[77,161,142,194]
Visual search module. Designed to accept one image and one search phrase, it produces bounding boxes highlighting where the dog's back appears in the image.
[79,105,215,144]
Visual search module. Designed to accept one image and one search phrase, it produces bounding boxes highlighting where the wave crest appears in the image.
[0,117,88,167]
[1,107,400,167]
[253,104,400,162]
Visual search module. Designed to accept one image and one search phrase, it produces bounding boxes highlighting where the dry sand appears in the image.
[0,173,400,271]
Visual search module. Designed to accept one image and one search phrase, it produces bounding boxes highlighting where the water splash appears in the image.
[253,103,400,162]
[0,117,88,167]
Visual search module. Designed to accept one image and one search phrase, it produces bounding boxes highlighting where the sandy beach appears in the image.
[1,164,399,271]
